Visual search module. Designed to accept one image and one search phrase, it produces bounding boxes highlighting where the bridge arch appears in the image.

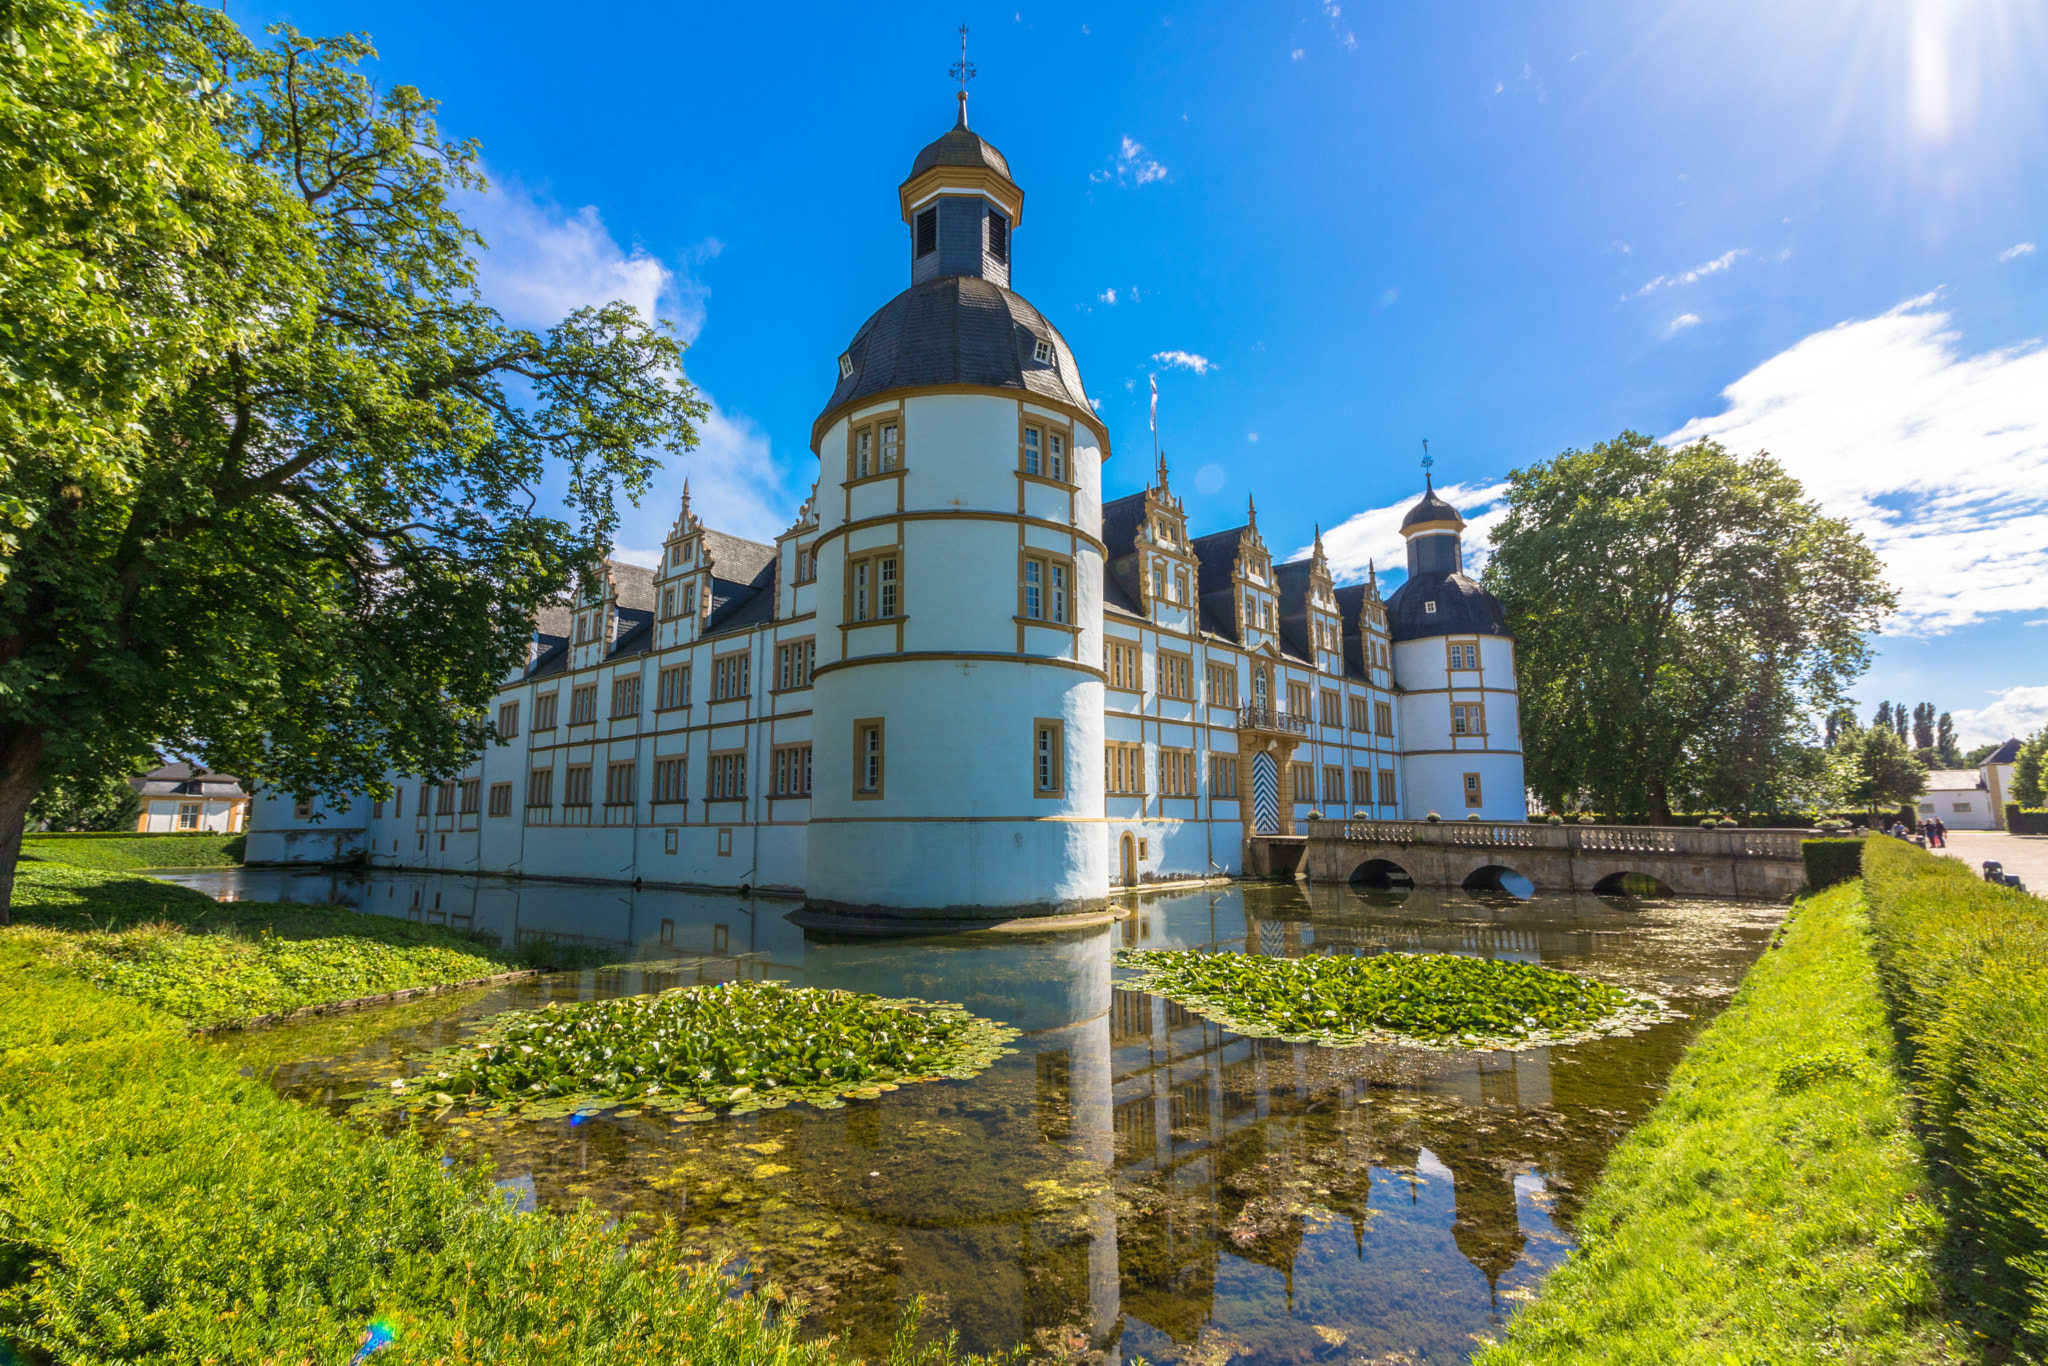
[1349,857,1414,889]
[1461,864,1535,899]
[1591,869,1675,898]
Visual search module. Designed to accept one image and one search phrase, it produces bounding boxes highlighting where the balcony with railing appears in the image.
[1237,706,1310,737]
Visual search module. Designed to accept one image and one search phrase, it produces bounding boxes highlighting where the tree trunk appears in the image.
[0,727,49,924]
[1647,774,1673,827]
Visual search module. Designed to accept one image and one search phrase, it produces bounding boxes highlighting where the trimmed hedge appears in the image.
[1801,837,1865,891]
[2006,805,2048,836]
[1861,836,2048,1351]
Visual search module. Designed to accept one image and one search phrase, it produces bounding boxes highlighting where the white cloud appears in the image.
[1308,481,1511,584]
[2000,242,2037,262]
[1667,294,2048,635]
[1098,136,1167,187]
[1152,350,1216,375]
[1632,248,1746,298]
[1098,287,1118,304]
[458,171,798,551]
[1291,47,1305,61]
[1948,684,2048,748]
[1667,312,1701,334]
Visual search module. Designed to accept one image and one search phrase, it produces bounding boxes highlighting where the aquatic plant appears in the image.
[359,980,1019,1119]
[1112,948,1667,1049]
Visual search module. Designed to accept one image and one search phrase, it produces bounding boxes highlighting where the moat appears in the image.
[165,867,1785,1365]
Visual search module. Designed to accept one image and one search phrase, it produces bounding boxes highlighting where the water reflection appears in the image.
[181,868,1784,1365]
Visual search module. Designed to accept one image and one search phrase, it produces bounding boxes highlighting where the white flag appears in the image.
[1149,374,1158,433]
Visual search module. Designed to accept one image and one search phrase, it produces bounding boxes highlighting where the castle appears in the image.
[249,99,1527,918]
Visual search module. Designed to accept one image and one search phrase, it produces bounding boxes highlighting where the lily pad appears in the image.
[1112,948,1670,1051]
[349,979,1019,1119]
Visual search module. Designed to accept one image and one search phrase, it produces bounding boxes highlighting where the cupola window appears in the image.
[988,211,1009,263]
[916,208,938,258]
[838,353,855,380]
[1032,338,1053,365]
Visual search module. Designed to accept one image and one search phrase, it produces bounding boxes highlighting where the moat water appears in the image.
[163,867,1784,1365]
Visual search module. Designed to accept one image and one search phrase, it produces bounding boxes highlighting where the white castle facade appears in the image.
[249,103,1527,920]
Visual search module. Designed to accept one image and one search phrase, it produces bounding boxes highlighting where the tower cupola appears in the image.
[900,95,1023,289]
[1399,475,1466,578]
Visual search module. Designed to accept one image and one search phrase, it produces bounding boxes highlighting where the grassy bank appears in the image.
[19,831,245,870]
[1475,881,1964,1363]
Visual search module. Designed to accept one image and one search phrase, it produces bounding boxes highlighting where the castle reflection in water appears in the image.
[190,867,1778,1365]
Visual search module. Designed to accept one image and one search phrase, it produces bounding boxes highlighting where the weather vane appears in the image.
[1421,439,1433,486]
[951,23,976,97]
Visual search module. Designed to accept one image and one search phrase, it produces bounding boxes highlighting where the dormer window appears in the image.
[838,353,855,380]
[1424,600,1438,614]
[916,208,937,258]
[1032,338,1053,365]
[988,211,1009,263]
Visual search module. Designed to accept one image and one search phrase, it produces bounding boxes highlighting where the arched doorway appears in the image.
[1120,832,1137,888]
[1251,752,1280,834]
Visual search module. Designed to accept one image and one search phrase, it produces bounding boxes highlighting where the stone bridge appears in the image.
[1302,819,1812,899]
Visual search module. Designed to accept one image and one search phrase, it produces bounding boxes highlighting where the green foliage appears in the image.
[20,830,243,869]
[1861,836,2048,1351]
[1483,431,1892,821]
[1475,883,1958,1364]
[1963,742,2000,768]
[358,981,1020,1121]
[2014,729,2048,809]
[0,933,1008,1363]
[25,763,144,831]
[1802,837,1865,892]
[1111,948,1663,1049]
[2007,806,2048,837]
[0,0,708,914]
[1847,725,1926,819]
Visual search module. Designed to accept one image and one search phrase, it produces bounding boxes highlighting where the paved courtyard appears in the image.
[1935,829,2048,896]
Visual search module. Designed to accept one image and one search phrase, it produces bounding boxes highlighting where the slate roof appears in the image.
[1384,570,1511,642]
[1926,769,1987,791]
[909,120,1013,180]
[814,277,1092,435]
[1986,738,2023,765]
[132,762,247,799]
[1102,491,1148,560]
[1401,485,1466,529]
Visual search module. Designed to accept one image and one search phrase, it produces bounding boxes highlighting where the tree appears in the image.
[1964,742,2002,768]
[1912,702,1935,752]
[1824,706,1857,749]
[2016,730,2048,809]
[1936,712,1961,767]
[27,765,145,832]
[1848,725,1925,824]
[0,2,706,918]
[1873,701,1895,738]
[1485,431,1894,822]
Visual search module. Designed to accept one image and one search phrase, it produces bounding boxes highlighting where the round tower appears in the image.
[1384,477,1527,821]
[804,98,1110,918]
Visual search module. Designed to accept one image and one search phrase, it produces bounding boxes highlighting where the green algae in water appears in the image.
[1113,947,1671,1049]
[351,979,1020,1119]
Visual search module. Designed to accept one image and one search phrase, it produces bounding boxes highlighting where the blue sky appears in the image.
[234,0,2048,746]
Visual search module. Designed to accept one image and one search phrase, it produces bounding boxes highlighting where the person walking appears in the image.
[1931,817,1947,848]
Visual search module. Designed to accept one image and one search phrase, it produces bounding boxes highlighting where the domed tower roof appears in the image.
[1383,470,1511,641]
[1400,483,1466,531]
[909,106,1012,179]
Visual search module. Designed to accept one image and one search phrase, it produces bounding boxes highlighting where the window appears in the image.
[1021,554,1071,624]
[684,583,698,616]
[1034,720,1065,796]
[1424,600,1438,615]
[1243,592,1256,627]
[610,675,642,719]
[838,352,855,380]
[776,640,815,690]
[1351,768,1371,806]
[854,720,884,798]
[372,799,385,819]
[1151,562,1164,601]
[1323,766,1345,806]
[847,551,901,622]
[563,765,593,807]
[498,701,520,739]
[569,685,598,725]
[653,757,687,804]
[392,788,403,818]
[1953,801,1972,813]
[292,799,313,820]
[1032,336,1052,363]
[661,586,676,618]
[460,779,481,814]
[436,783,459,816]
[1463,772,1484,808]
[1291,763,1315,805]
[1452,703,1486,736]
[1374,701,1394,736]
[849,417,901,479]
[601,762,635,807]
[1448,641,1479,671]
[179,803,202,830]
[880,421,899,471]
[1210,754,1240,797]
[419,783,432,814]
[713,653,751,701]
[488,783,513,817]
[1161,748,1197,797]
[708,751,746,800]
[1320,690,1342,727]
[1378,768,1397,806]
[1158,651,1194,701]
[526,768,554,808]
[532,690,558,732]
[1207,664,1237,706]
[916,207,937,257]
[989,211,1010,263]
[1106,742,1147,795]
[1287,681,1312,717]
[1173,566,1187,601]
[1048,430,1066,481]
[1022,424,1042,475]
[657,665,691,711]
[1108,641,1143,692]
[795,545,817,584]
[1349,696,1371,732]
[772,744,813,797]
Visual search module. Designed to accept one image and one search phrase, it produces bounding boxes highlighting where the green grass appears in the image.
[0,932,1004,1364]
[19,831,245,869]
[1474,882,1967,1365]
